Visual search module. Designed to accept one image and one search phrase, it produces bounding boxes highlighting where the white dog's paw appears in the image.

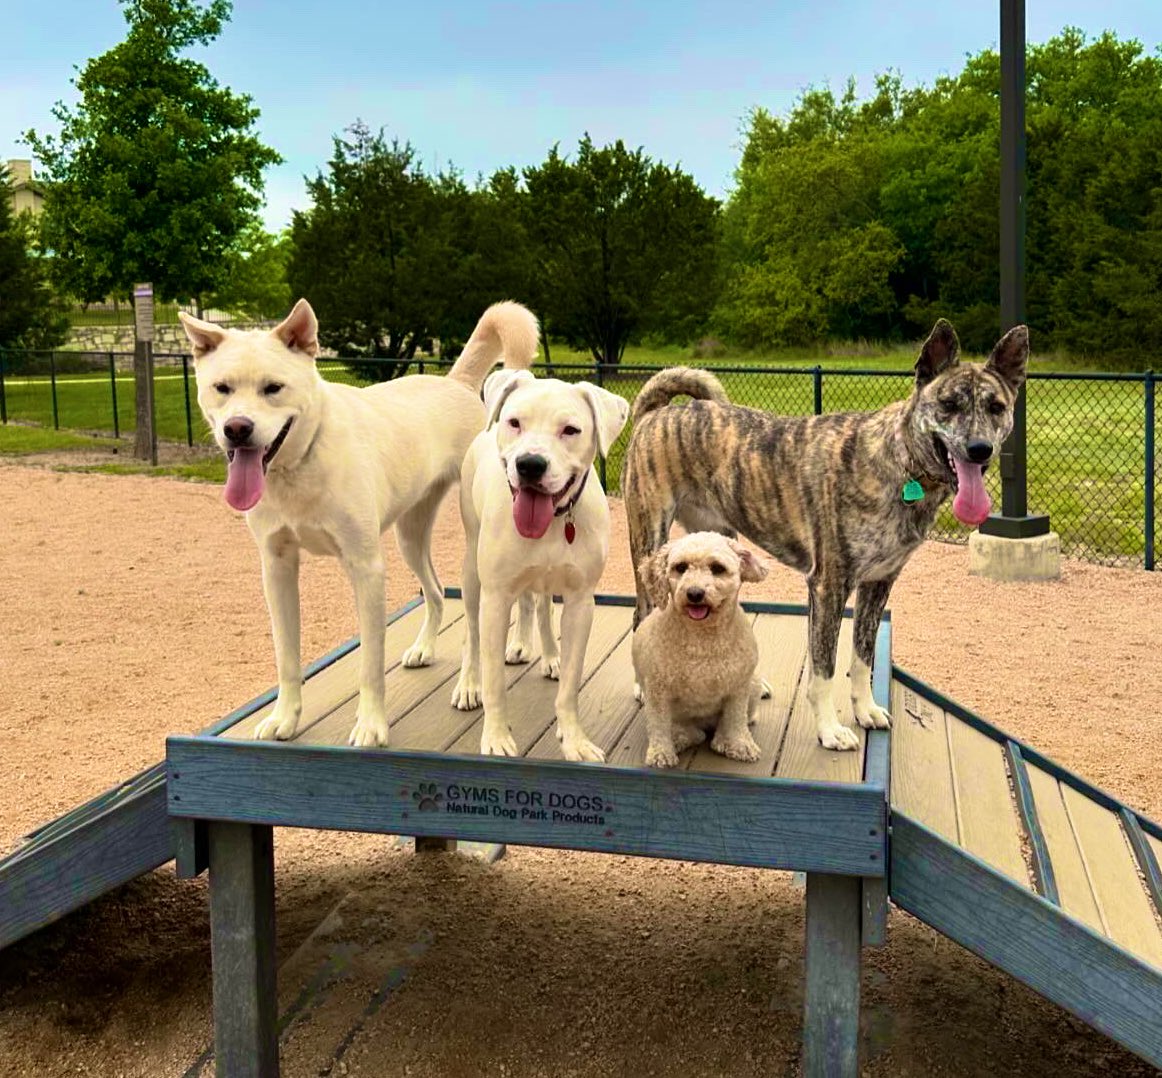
[254,700,301,741]
[818,722,861,752]
[711,731,762,762]
[505,639,534,664]
[541,655,561,680]
[645,741,680,769]
[348,714,390,748]
[633,681,644,703]
[401,637,436,668]
[559,730,605,763]
[450,669,482,710]
[759,677,772,699]
[480,722,517,757]
[853,699,892,730]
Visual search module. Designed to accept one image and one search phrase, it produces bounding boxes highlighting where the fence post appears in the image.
[0,349,6,425]
[1146,370,1155,572]
[50,351,59,430]
[183,355,194,448]
[596,362,607,488]
[109,352,120,439]
[813,365,823,415]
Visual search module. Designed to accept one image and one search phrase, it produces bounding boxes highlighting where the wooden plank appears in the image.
[224,602,447,740]
[803,873,862,1078]
[1060,785,1162,968]
[1005,741,1059,903]
[208,822,278,1078]
[891,813,1162,1068]
[888,680,958,842]
[388,607,533,753]
[294,611,470,748]
[0,779,172,949]
[1121,810,1162,923]
[167,737,885,876]
[1026,766,1105,935]
[945,717,1029,885]
[684,614,805,777]
[173,818,207,879]
[526,631,639,761]
[1149,830,1162,914]
[444,605,628,757]
[774,618,863,783]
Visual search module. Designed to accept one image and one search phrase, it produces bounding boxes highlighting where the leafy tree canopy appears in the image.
[25,0,280,304]
[0,166,69,351]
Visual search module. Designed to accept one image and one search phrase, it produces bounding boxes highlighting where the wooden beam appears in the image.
[803,873,862,1077]
[208,822,279,1078]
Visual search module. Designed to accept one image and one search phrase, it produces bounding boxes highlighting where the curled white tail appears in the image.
[447,301,539,393]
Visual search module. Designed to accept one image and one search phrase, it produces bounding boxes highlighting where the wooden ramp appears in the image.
[889,668,1162,1067]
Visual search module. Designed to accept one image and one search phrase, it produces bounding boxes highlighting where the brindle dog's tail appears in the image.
[631,367,729,423]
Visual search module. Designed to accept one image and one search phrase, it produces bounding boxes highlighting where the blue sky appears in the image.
[4,1,1162,232]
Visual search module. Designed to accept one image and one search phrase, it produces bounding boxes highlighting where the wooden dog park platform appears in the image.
[2,592,1161,1075]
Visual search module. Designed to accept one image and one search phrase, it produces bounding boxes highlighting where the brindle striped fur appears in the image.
[623,320,1029,750]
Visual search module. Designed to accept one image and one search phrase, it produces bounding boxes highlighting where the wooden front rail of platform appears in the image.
[167,595,892,1078]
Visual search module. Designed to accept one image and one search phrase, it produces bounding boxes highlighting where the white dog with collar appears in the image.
[452,369,629,761]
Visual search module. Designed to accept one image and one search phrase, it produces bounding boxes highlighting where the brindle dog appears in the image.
[623,320,1028,750]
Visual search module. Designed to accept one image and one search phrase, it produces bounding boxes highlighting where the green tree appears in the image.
[523,136,719,365]
[25,0,280,304]
[206,226,292,321]
[0,166,69,355]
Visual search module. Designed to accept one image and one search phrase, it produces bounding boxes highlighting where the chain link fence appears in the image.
[0,349,1156,569]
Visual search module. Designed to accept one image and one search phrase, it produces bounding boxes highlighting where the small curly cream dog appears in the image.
[632,531,769,768]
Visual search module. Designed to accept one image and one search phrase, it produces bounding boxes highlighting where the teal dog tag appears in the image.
[901,479,924,503]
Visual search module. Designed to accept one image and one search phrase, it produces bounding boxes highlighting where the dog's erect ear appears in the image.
[985,324,1029,393]
[178,312,228,361]
[575,382,630,457]
[483,368,536,427]
[726,539,769,584]
[271,299,320,359]
[914,319,960,388]
[638,547,672,610]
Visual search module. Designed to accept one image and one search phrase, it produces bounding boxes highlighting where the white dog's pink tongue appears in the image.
[225,447,266,511]
[951,457,991,527]
[513,487,555,539]
[686,604,710,621]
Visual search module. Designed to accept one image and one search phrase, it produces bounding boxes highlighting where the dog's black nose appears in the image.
[966,439,992,464]
[224,417,254,446]
[515,454,548,481]
[686,587,706,604]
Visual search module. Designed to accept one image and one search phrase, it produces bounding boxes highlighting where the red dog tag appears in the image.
[564,521,576,544]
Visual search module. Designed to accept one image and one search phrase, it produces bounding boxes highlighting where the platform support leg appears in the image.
[803,872,861,1078]
[208,821,279,1078]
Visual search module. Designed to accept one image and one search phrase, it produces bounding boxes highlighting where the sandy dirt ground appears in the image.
[1,459,1160,1077]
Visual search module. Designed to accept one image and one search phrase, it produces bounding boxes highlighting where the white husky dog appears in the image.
[179,300,537,748]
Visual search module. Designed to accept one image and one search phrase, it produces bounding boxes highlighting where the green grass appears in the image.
[58,459,226,482]
[3,345,1156,565]
[0,424,120,454]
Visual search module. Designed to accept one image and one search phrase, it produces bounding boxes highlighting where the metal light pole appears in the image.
[980,0,1050,539]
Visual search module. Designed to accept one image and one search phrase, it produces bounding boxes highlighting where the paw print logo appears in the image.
[412,783,443,812]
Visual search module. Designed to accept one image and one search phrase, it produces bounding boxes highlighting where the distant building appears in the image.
[6,159,45,217]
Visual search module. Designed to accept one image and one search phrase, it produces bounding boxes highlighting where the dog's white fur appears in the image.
[452,370,629,761]
[632,532,769,768]
[179,299,537,747]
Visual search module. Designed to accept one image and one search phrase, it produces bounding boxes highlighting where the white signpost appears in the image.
[132,283,157,464]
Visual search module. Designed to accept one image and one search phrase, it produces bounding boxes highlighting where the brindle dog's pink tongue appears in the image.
[951,457,990,526]
[224,447,265,511]
[513,487,555,538]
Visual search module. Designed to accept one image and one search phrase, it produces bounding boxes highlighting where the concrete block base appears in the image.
[968,530,1061,582]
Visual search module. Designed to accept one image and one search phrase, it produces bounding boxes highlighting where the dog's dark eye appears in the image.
[672,561,688,575]
[938,397,957,413]
[508,417,521,430]
[262,382,284,396]
[987,398,1005,416]
[562,425,581,437]
[213,382,231,395]
[710,562,726,575]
